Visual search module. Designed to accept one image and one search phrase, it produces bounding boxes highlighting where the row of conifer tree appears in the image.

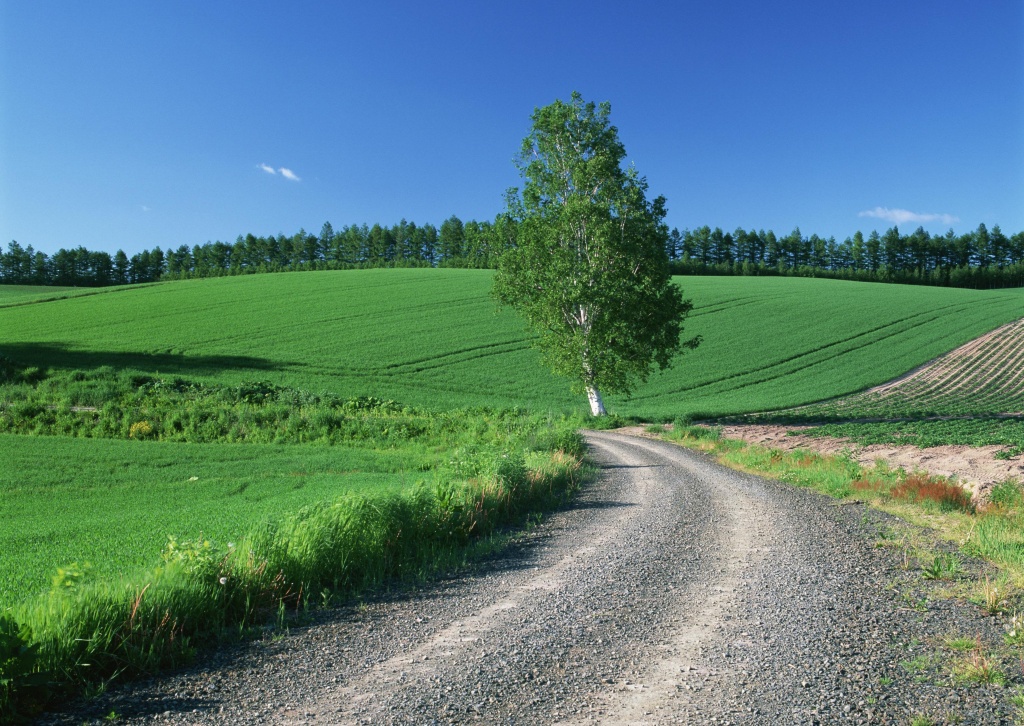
[2,217,1022,290]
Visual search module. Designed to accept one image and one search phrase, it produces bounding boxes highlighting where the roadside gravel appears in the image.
[40,431,1016,724]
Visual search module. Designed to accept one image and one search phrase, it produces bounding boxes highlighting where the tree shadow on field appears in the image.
[0,342,291,377]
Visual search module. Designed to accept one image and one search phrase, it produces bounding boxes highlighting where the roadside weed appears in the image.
[901,655,932,672]
[922,554,962,581]
[901,548,914,571]
[951,644,1006,685]
[1009,689,1024,724]
[942,634,980,652]
[319,588,333,609]
[1006,613,1024,647]
[979,575,1012,615]
[900,592,929,612]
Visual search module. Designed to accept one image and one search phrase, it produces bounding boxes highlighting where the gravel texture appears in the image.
[39,431,1017,724]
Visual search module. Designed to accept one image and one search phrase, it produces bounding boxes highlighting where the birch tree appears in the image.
[493,92,700,416]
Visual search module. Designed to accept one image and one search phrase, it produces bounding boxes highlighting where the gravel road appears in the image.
[43,431,1014,724]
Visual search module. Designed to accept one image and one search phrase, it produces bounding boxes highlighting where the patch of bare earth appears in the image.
[717,424,1023,500]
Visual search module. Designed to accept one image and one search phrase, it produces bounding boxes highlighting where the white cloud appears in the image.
[141,205,151,212]
[259,163,277,175]
[278,167,300,182]
[858,206,959,226]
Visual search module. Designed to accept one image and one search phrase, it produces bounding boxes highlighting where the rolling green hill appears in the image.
[2,269,1023,418]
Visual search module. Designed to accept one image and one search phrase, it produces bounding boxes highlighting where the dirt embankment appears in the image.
[719,424,1023,500]
[620,423,1023,500]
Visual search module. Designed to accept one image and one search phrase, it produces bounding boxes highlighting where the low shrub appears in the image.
[128,420,153,439]
[891,473,974,514]
[0,616,50,721]
[669,422,721,442]
[987,479,1024,511]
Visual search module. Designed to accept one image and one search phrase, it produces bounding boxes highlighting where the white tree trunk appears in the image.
[586,385,607,416]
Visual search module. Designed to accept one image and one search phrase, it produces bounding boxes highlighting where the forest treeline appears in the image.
[0,217,507,287]
[3,217,1024,290]
[667,223,1024,289]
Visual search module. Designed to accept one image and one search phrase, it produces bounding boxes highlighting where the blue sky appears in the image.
[2,0,1022,256]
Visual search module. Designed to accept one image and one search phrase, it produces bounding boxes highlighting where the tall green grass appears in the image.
[2,270,1022,418]
[0,418,586,719]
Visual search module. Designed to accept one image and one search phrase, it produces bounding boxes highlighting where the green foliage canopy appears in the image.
[493,92,699,413]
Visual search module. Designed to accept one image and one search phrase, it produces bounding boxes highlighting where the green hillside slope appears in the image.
[2,270,1022,418]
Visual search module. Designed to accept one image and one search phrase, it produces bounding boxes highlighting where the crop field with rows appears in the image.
[2,269,1023,419]
[756,317,1024,449]
[779,317,1024,421]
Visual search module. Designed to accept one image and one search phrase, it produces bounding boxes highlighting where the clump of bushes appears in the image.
[852,472,974,514]
[0,362,567,451]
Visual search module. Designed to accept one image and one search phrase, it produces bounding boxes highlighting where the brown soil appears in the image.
[720,424,1021,500]
[617,424,1022,500]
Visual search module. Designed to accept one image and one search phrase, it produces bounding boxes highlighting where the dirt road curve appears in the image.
[46,432,1010,725]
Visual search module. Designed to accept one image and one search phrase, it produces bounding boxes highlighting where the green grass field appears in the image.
[3,270,1023,714]
[0,434,417,606]
[2,270,1022,418]
[3,271,1024,609]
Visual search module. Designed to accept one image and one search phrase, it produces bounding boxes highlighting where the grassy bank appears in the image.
[0,362,583,602]
[0,435,416,605]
